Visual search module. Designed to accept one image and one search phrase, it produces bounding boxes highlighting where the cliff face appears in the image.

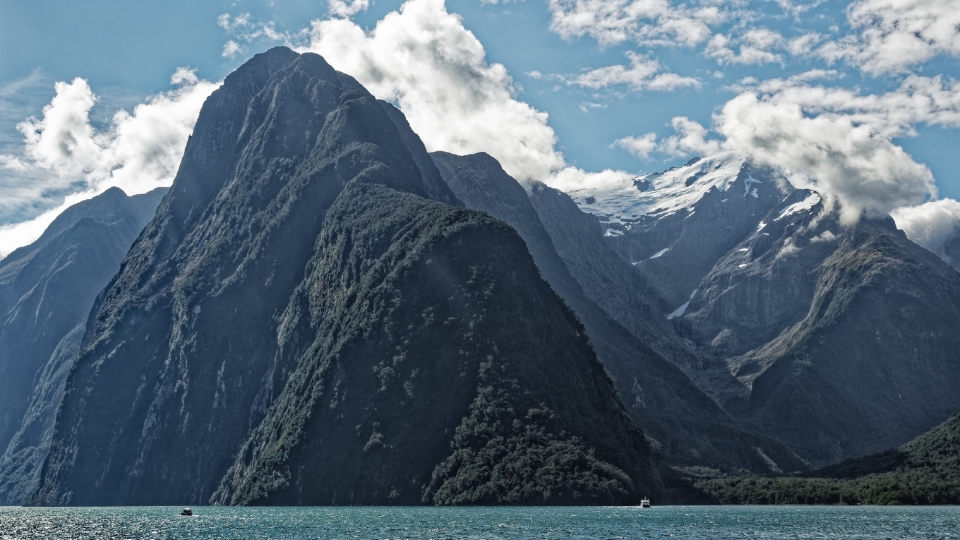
[30,47,656,506]
[0,187,166,505]
[724,216,960,464]
[431,151,808,476]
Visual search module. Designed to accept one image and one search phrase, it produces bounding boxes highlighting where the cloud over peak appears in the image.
[618,72,960,223]
[301,0,565,182]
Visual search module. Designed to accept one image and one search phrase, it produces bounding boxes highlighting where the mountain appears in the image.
[0,186,166,505]
[568,154,960,466]
[430,151,808,477]
[30,47,656,506]
[692,412,960,504]
[699,210,960,464]
[568,154,792,310]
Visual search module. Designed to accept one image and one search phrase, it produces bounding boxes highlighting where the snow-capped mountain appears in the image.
[569,154,793,310]
[563,151,960,466]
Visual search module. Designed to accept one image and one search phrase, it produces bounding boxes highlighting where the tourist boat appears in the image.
[181,508,193,516]
[640,498,651,508]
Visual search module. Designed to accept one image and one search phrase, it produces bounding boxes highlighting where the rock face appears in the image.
[708,214,960,464]
[30,48,656,506]
[431,151,807,476]
[569,153,960,467]
[0,187,166,505]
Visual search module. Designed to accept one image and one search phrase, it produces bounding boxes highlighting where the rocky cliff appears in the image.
[30,47,656,506]
[0,187,166,505]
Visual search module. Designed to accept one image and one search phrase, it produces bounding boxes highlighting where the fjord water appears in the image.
[1,506,957,539]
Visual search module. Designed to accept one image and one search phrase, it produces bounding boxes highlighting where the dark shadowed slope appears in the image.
[0,187,166,505]
[431,151,807,477]
[214,181,655,505]
[30,47,656,506]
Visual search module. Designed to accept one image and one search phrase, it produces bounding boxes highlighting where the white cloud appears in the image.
[714,90,934,223]
[706,29,784,65]
[548,166,634,192]
[329,0,370,18]
[772,0,826,17]
[222,40,243,58]
[0,71,219,258]
[820,0,960,75]
[300,0,565,182]
[622,116,721,159]
[622,74,960,223]
[569,51,701,92]
[787,33,822,56]
[891,199,960,262]
[17,79,102,178]
[547,0,724,48]
[579,101,608,112]
[615,132,658,158]
[217,12,290,44]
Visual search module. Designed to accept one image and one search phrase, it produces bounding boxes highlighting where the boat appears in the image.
[181,508,193,516]
[640,498,651,508]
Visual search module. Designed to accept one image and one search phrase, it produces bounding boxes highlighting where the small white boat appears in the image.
[181,508,193,516]
[640,498,651,508]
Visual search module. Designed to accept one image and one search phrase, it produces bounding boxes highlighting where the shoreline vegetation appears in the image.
[674,413,960,505]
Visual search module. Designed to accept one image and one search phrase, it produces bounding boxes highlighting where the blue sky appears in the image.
[2,0,960,255]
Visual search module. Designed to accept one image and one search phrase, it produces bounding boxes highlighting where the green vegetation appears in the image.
[688,413,960,504]
[218,180,657,506]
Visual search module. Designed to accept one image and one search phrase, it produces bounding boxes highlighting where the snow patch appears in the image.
[743,174,761,199]
[667,289,698,320]
[650,248,670,259]
[776,192,821,221]
[738,248,749,252]
[757,221,767,232]
[569,152,745,226]
[604,228,624,237]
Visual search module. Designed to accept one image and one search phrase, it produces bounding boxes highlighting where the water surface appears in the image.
[1,505,957,539]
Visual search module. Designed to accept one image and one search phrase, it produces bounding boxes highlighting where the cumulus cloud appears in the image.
[548,166,634,192]
[820,0,960,75]
[568,51,701,92]
[618,116,720,158]
[622,73,960,223]
[615,132,659,158]
[891,199,960,262]
[222,40,243,58]
[706,29,785,65]
[329,0,370,18]
[547,0,724,48]
[300,0,565,182]
[772,0,827,17]
[715,90,934,223]
[0,71,219,257]
[218,12,291,45]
